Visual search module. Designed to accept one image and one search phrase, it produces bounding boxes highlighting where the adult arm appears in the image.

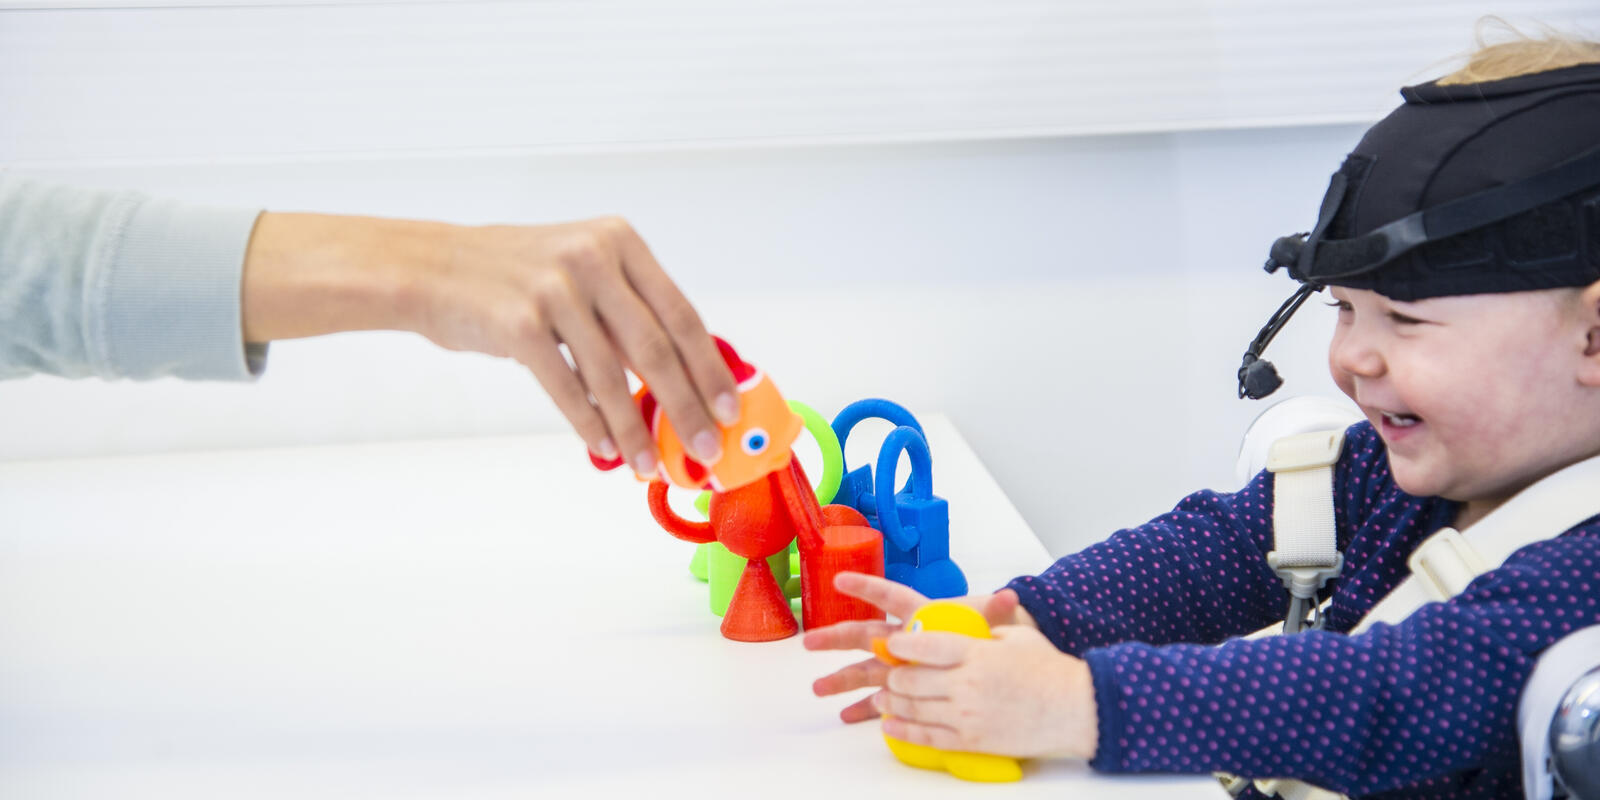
[0,174,738,468]
[240,211,737,471]
[0,173,263,380]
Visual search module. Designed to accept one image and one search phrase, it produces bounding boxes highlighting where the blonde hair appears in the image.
[1438,18,1600,85]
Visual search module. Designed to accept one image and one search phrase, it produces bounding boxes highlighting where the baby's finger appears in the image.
[876,691,959,730]
[884,664,952,699]
[881,715,964,752]
[802,619,899,652]
[812,657,889,697]
[982,588,1021,627]
[838,692,882,724]
[886,631,975,667]
[833,572,927,621]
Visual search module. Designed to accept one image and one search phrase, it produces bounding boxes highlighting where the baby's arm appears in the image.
[1009,468,1291,656]
[1085,529,1600,795]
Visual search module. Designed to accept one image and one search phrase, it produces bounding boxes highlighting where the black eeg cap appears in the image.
[1239,62,1600,399]
[1271,63,1600,299]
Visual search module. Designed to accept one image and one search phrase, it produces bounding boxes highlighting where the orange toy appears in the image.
[590,337,803,493]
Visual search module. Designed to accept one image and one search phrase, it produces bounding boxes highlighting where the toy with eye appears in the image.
[591,338,885,641]
[686,399,845,620]
[589,337,801,493]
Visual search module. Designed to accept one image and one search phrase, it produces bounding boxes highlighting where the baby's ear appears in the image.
[1579,279,1600,386]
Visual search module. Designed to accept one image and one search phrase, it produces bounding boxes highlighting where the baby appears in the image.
[806,33,1600,800]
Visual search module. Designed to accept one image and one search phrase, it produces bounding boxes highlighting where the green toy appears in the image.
[687,400,844,616]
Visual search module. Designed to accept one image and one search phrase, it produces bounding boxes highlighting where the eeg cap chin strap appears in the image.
[1238,62,1600,399]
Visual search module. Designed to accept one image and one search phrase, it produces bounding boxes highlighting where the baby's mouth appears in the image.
[1380,410,1422,428]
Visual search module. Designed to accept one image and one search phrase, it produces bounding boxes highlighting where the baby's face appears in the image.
[1326,285,1597,505]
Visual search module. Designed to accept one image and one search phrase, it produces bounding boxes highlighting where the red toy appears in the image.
[649,457,884,641]
[594,337,884,641]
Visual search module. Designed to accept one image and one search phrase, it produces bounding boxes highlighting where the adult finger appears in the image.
[609,220,738,425]
[592,280,723,466]
[812,656,889,697]
[833,572,927,621]
[548,296,657,477]
[506,319,619,462]
[885,631,975,668]
[802,619,899,652]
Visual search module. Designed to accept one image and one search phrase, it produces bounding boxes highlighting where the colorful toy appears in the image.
[647,445,886,640]
[648,458,810,641]
[874,426,967,598]
[831,400,967,598]
[832,398,924,516]
[594,338,885,641]
[590,337,801,493]
[871,601,1024,783]
[687,400,844,617]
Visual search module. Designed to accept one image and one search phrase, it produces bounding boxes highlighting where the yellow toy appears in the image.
[870,601,1024,783]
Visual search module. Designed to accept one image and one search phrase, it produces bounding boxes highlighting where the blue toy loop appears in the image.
[874,425,933,552]
[834,399,924,496]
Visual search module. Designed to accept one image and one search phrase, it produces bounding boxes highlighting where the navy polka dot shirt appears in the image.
[1005,422,1600,799]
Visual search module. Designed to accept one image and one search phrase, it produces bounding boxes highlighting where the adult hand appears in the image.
[241,213,739,476]
[804,571,1033,723]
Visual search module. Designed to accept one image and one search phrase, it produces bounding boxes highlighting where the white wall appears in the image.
[0,129,1355,558]
[10,1,1591,559]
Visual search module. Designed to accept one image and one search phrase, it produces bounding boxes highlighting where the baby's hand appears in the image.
[803,572,1032,723]
[874,625,1098,759]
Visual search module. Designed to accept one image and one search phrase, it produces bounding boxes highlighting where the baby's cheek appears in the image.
[1329,358,1357,401]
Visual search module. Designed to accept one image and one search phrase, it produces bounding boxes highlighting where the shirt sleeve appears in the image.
[1006,468,1292,656]
[0,173,267,380]
[1084,526,1600,796]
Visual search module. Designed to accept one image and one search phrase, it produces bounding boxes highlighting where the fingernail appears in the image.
[871,692,887,711]
[713,393,740,424]
[596,438,618,460]
[633,451,657,477]
[691,430,722,464]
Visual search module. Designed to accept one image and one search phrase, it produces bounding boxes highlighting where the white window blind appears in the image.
[2,1,1597,165]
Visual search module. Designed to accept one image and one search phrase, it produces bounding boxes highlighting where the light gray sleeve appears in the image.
[0,173,268,380]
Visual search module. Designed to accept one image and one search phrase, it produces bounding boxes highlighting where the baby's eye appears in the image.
[740,428,769,455]
[1387,311,1425,325]
[1324,300,1353,312]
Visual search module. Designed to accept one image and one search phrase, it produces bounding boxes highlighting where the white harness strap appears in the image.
[1218,431,1349,797]
[1353,449,1600,633]
[1231,440,1600,800]
[1266,430,1346,633]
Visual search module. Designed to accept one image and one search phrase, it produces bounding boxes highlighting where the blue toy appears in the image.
[875,426,967,598]
[831,399,967,599]
[831,398,924,525]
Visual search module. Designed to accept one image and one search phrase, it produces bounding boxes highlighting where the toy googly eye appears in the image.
[909,619,924,633]
[741,428,770,456]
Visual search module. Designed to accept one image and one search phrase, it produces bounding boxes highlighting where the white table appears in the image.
[0,415,1219,799]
